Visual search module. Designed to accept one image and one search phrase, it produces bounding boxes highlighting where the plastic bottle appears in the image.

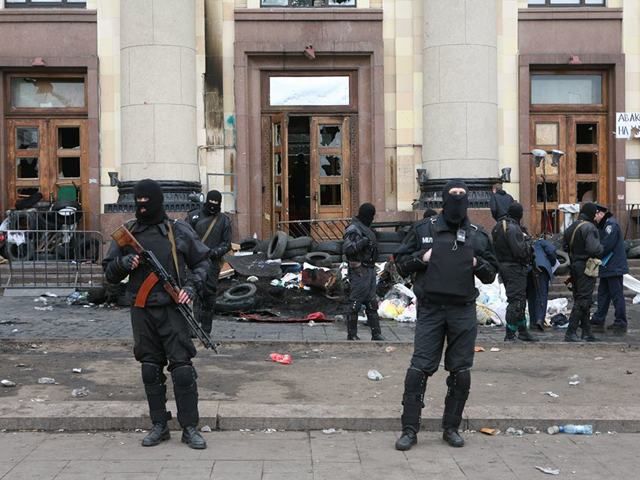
[547,424,592,435]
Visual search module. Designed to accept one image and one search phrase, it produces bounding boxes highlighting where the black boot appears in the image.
[347,312,360,341]
[365,305,385,341]
[142,422,170,447]
[564,309,582,342]
[395,367,426,451]
[181,425,207,449]
[517,327,539,342]
[580,317,599,342]
[504,324,517,342]
[442,370,470,448]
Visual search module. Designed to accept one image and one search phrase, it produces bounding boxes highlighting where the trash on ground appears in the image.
[534,466,560,475]
[34,306,53,311]
[568,374,580,386]
[594,356,604,361]
[474,346,485,352]
[490,347,500,352]
[269,352,292,365]
[626,370,634,375]
[378,284,416,322]
[505,427,524,436]
[550,313,569,329]
[200,425,212,432]
[71,387,89,398]
[384,346,396,353]
[479,427,499,435]
[246,275,258,283]
[543,391,559,398]
[72,368,82,374]
[42,292,58,298]
[547,424,592,435]
[1,379,16,387]
[301,269,336,291]
[322,428,338,434]
[633,293,640,304]
[367,369,383,381]
[475,278,506,325]
[523,426,538,434]
[37,377,56,384]
[66,291,90,306]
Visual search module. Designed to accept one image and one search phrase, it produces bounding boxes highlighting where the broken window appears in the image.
[319,155,342,177]
[16,128,39,149]
[319,126,341,147]
[17,157,39,179]
[275,185,283,206]
[274,153,282,176]
[10,77,85,108]
[58,127,80,149]
[261,0,355,6]
[58,157,81,178]
[536,182,558,203]
[576,123,597,144]
[270,77,350,106]
[576,152,598,174]
[577,182,598,202]
[5,0,86,8]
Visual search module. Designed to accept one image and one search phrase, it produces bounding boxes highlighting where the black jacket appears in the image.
[343,217,377,266]
[395,214,498,304]
[103,219,210,306]
[186,208,232,260]
[563,214,603,262]
[597,214,628,277]
[491,216,531,266]
[489,190,514,221]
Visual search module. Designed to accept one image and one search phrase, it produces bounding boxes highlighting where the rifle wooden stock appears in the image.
[112,225,144,254]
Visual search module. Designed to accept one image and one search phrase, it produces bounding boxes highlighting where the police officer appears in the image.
[489,182,514,221]
[590,204,628,334]
[563,202,603,342]
[186,190,232,335]
[103,179,210,449]
[343,202,385,341]
[492,202,538,342]
[394,180,498,451]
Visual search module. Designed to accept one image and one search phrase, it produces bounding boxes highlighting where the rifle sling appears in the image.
[201,214,220,243]
[167,221,180,287]
[134,272,159,308]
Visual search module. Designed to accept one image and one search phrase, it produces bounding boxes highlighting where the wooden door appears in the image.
[7,119,88,213]
[270,114,288,232]
[310,116,351,238]
[529,114,607,234]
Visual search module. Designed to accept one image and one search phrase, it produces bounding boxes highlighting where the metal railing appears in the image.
[276,218,413,240]
[1,208,104,288]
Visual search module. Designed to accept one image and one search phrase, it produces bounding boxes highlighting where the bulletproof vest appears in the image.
[126,221,184,305]
[414,218,477,302]
[345,220,377,265]
[191,210,226,249]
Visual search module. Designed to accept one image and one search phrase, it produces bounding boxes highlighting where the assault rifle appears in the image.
[111,225,218,352]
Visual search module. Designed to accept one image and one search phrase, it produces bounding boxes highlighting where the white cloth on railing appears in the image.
[558,203,580,232]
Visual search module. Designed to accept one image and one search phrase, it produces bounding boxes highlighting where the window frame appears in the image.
[260,0,356,8]
[4,0,86,8]
[528,0,606,7]
[529,70,608,114]
[5,72,89,116]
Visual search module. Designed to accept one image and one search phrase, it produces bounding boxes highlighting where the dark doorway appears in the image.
[287,116,311,224]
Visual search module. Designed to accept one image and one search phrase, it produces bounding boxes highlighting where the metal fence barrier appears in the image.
[276,219,413,241]
[1,208,104,288]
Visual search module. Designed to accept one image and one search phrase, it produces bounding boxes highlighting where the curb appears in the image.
[1,402,639,433]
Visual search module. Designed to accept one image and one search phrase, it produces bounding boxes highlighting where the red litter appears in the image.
[269,352,293,365]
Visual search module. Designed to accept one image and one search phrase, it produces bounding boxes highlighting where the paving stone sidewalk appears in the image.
[0,430,637,480]
[1,295,639,345]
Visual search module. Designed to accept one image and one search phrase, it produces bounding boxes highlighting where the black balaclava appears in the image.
[580,202,598,223]
[441,179,469,226]
[205,190,222,216]
[133,179,166,225]
[356,203,376,227]
[507,202,523,223]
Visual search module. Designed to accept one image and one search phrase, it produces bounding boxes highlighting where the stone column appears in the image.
[120,0,198,182]
[423,0,497,179]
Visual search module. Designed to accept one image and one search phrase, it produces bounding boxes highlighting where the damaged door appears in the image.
[270,114,289,232]
[310,116,351,238]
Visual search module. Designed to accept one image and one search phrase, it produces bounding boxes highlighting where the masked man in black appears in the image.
[563,202,603,342]
[492,202,538,342]
[103,179,210,449]
[186,190,232,335]
[394,180,498,451]
[343,202,385,341]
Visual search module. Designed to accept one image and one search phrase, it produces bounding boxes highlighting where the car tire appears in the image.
[286,236,313,249]
[267,231,288,259]
[223,283,258,301]
[282,247,309,259]
[305,251,331,265]
[315,240,343,254]
[216,296,257,313]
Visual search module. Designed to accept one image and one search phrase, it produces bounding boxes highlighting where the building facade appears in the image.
[0,0,638,239]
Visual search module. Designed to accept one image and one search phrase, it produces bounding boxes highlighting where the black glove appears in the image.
[209,249,220,260]
[118,254,138,272]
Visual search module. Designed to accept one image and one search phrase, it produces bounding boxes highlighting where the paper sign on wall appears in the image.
[616,112,640,139]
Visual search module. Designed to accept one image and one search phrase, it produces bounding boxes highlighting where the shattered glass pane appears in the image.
[274,153,282,176]
[319,126,341,147]
[17,157,39,179]
[276,185,283,206]
[58,127,80,149]
[58,157,80,178]
[320,155,342,177]
[11,77,85,108]
[270,77,349,106]
[16,128,39,149]
[273,123,281,147]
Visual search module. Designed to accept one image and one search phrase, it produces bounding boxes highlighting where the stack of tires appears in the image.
[304,240,344,267]
[375,230,405,263]
[625,239,640,259]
